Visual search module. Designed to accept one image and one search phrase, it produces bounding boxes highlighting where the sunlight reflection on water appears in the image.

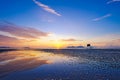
[0,49,120,80]
[0,50,81,77]
[0,50,80,65]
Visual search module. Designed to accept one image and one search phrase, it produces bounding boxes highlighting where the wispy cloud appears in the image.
[0,35,19,42]
[88,33,120,48]
[60,38,78,42]
[0,21,51,47]
[0,21,49,39]
[33,0,61,16]
[93,14,112,21]
[0,35,22,46]
[107,0,120,4]
[91,39,120,49]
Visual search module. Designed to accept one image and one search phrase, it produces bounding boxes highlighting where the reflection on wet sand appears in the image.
[0,49,120,80]
[0,50,76,77]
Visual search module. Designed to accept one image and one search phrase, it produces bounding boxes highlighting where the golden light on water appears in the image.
[0,50,73,67]
[0,50,75,76]
[0,50,88,78]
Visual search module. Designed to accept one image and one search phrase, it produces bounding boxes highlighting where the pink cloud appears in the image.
[0,21,49,39]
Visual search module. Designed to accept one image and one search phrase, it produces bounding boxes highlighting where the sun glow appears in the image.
[54,40,63,49]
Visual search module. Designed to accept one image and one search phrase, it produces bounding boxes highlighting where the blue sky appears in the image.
[0,0,120,48]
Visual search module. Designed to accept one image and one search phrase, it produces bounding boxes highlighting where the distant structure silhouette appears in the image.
[87,44,92,49]
[87,44,91,47]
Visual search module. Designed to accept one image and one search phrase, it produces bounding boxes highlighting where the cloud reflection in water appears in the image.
[0,50,79,77]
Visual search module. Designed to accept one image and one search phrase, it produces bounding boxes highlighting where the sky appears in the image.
[0,0,120,49]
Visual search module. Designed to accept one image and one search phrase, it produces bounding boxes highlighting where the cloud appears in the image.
[107,0,120,4]
[0,21,49,39]
[0,35,22,46]
[92,39,120,49]
[0,21,52,47]
[60,38,79,42]
[93,14,112,21]
[0,35,19,42]
[88,34,120,48]
[33,0,61,16]
[116,39,120,42]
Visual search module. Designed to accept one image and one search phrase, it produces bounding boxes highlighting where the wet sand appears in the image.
[0,49,120,80]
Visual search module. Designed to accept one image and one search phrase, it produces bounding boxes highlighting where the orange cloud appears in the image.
[0,21,52,48]
[0,35,27,47]
[0,35,18,42]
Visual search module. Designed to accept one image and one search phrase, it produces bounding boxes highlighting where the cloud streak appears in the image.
[33,0,61,16]
[88,33,120,48]
[0,35,22,46]
[60,38,79,42]
[93,14,112,21]
[0,35,19,42]
[107,0,120,4]
[0,21,52,47]
[0,21,49,39]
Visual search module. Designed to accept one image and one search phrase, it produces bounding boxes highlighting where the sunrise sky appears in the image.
[0,0,120,49]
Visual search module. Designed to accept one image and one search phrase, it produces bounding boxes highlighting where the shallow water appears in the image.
[0,49,120,80]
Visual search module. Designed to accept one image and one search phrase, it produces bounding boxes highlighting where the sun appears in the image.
[54,40,62,49]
